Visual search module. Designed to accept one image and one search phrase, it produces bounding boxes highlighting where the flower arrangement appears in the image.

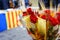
[21,8,60,40]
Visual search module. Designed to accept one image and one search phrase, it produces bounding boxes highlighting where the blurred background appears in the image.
[0,0,60,10]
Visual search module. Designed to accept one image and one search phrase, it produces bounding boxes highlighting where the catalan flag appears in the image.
[0,10,22,32]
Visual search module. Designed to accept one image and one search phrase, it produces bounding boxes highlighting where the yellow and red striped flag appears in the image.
[5,10,22,30]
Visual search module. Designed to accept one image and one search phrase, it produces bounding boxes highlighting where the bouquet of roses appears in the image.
[22,8,46,40]
[21,8,60,40]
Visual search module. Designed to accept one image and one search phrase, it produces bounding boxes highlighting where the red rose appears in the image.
[49,16,59,26]
[56,12,60,15]
[41,15,46,20]
[23,12,28,16]
[44,9,50,15]
[30,14,38,23]
[57,16,60,24]
[56,12,60,24]
[27,8,34,15]
[27,8,32,12]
